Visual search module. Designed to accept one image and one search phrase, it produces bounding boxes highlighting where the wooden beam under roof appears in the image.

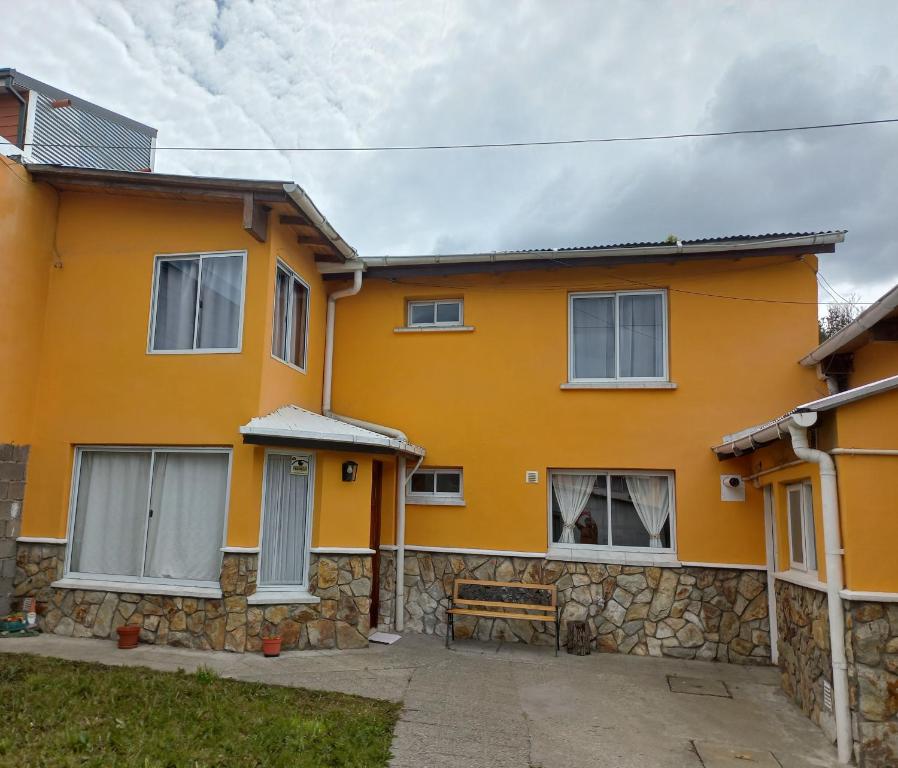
[279,213,313,227]
[242,193,270,243]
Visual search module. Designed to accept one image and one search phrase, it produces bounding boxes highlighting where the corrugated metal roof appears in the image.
[240,405,425,457]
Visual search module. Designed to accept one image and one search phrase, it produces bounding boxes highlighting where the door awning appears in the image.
[240,405,425,457]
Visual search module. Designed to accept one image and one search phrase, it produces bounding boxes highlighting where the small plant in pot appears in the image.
[261,626,282,657]
[116,621,141,650]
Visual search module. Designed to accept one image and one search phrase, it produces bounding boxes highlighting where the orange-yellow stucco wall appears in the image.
[834,390,898,592]
[332,256,822,563]
[848,341,897,389]
[0,158,57,444]
[16,183,373,550]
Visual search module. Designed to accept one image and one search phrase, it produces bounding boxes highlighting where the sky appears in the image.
[3,0,897,304]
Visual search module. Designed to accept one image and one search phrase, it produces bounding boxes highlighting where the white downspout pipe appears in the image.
[788,414,852,764]
[322,268,362,415]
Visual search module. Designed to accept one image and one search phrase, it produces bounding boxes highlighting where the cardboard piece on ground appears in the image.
[368,631,402,645]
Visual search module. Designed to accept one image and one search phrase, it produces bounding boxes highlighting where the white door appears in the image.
[259,452,312,588]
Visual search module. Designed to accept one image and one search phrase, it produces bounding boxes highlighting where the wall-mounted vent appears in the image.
[525,470,539,484]
[823,680,833,712]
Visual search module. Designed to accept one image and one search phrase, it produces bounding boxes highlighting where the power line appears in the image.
[4,117,898,153]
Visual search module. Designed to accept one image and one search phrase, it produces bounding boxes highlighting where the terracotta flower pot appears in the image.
[116,624,140,650]
[262,636,282,657]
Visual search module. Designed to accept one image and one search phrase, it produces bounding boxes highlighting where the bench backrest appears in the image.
[452,579,557,613]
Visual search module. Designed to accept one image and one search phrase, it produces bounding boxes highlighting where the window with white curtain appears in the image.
[569,290,667,381]
[549,471,674,551]
[67,448,230,587]
[150,252,246,352]
[271,262,309,370]
[787,481,818,573]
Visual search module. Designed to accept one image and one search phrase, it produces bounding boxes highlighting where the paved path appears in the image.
[0,633,839,767]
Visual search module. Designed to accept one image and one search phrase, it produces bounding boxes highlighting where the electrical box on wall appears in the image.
[721,474,745,502]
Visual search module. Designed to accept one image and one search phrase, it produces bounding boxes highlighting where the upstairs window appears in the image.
[569,290,667,381]
[787,481,818,573]
[408,468,464,505]
[272,263,309,370]
[150,252,246,353]
[408,299,463,328]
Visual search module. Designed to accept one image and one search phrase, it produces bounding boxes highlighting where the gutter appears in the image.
[787,415,852,764]
[323,232,845,273]
[801,283,898,367]
[283,183,358,262]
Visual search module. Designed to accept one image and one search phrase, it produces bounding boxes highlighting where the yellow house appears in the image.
[3,149,895,761]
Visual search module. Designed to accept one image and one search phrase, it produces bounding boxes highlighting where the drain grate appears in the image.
[692,741,781,766]
[667,675,731,698]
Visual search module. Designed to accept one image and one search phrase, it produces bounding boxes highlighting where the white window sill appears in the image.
[406,496,466,507]
[774,570,827,593]
[270,353,308,375]
[394,326,474,334]
[248,590,321,605]
[561,381,678,390]
[546,545,680,567]
[52,578,223,599]
[147,348,242,355]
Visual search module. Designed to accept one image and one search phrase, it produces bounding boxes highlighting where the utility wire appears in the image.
[3,117,898,153]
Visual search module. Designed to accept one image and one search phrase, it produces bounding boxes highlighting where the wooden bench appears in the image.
[446,578,560,655]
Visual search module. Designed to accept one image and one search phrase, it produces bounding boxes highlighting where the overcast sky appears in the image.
[4,0,897,304]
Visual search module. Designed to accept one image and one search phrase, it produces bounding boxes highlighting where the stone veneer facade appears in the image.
[14,543,372,651]
[0,444,28,615]
[776,579,898,767]
[381,550,771,663]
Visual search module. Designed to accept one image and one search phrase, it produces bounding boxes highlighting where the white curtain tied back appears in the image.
[552,474,596,543]
[625,475,671,548]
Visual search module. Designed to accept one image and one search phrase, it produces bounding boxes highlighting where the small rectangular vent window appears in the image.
[407,299,463,328]
[525,471,539,484]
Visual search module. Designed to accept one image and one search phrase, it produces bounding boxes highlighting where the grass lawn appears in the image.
[0,654,400,767]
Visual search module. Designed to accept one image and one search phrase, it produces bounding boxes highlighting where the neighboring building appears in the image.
[2,147,895,763]
[714,298,898,765]
[0,69,156,171]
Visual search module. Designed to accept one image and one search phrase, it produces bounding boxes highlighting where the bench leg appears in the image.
[555,609,560,657]
[446,606,453,649]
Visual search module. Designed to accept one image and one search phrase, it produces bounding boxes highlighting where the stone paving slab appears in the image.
[0,632,839,768]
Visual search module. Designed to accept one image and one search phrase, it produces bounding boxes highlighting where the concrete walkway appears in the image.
[0,633,838,767]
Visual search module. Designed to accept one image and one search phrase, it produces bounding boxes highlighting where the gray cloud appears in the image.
[4,0,897,302]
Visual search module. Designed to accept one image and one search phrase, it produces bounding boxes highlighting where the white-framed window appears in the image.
[271,261,310,371]
[408,299,463,328]
[408,467,464,505]
[257,451,315,591]
[66,447,232,588]
[549,470,675,551]
[787,481,818,573]
[568,290,668,382]
[149,251,246,353]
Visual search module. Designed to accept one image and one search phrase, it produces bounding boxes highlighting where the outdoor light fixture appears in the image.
[342,461,358,482]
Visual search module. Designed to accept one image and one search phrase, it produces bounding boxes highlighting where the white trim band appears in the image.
[52,578,222,599]
[380,544,547,558]
[681,561,766,570]
[774,570,828,593]
[560,381,678,390]
[310,547,376,555]
[247,590,321,605]
[221,546,260,554]
[17,537,67,544]
[840,589,898,603]
[547,546,680,567]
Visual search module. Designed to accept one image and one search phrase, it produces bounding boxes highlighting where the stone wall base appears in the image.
[775,578,898,767]
[0,444,28,615]
[388,550,771,663]
[14,544,371,652]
